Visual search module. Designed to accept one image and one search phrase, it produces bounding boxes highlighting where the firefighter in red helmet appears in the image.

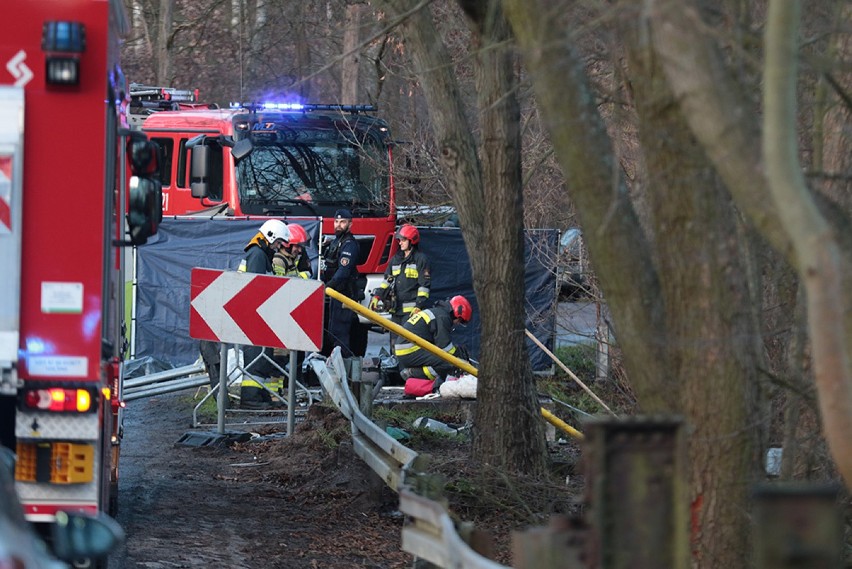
[393,295,473,391]
[273,223,312,279]
[370,224,431,327]
[236,219,291,408]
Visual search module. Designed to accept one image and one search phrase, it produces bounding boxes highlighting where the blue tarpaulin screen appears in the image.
[133,220,558,371]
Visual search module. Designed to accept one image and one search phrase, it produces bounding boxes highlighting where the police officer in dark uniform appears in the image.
[321,209,362,359]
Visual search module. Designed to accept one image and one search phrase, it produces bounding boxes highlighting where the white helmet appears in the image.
[259,219,290,244]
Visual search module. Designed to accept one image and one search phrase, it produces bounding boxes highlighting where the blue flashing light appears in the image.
[261,102,305,111]
[230,101,306,111]
[42,21,86,53]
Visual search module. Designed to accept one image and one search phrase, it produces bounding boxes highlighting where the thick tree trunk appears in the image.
[617,6,764,565]
[468,1,547,474]
[505,0,767,564]
[502,0,669,409]
[372,0,547,474]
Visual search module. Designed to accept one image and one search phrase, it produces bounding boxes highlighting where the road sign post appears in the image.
[189,268,325,433]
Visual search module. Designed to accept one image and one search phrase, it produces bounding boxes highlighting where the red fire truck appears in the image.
[0,0,161,534]
[137,95,401,298]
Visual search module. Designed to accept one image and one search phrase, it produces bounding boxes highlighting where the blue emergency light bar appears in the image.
[230,102,377,114]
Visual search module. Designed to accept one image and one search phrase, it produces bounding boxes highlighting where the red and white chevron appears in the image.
[189,268,324,351]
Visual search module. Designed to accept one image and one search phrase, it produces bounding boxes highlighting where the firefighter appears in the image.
[321,209,362,360]
[369,224,431,328]
[273,223,312,279]
[271,222,312,386]
[237,219,291,409]
[393,295,473,391]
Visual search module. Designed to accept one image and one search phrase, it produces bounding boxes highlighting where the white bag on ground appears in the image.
[439,374,477,399]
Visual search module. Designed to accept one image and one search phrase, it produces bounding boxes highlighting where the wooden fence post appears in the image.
[583,416,689,569]
[512,514,586,569]
[753,483,842,569]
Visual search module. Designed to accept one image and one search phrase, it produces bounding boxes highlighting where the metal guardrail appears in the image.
[307,349,511,569]
[307,351,417,490]
[123,361,209,401]
[400,490,508,569]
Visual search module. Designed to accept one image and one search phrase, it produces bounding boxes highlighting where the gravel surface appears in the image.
[108,391,409,569]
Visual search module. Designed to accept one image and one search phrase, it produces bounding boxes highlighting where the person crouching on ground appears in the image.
[393,295,472,392]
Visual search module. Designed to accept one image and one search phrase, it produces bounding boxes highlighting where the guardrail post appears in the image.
[512,514,586,569]
[583,416,688,569]
[752,483,842,569]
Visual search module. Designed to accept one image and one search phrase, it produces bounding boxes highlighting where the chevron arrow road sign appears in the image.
[189,268,324,351]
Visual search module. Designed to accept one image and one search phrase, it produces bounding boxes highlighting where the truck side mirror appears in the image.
[126,135,163,245]
[231,138,253,161]
[190,144,210,198]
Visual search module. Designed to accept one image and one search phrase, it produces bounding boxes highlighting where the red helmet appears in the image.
[395,224,420,245]
[449,295,472,324]
[286,223,309,247]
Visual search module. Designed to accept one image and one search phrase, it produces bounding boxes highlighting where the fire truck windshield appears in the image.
[235,132,389,216]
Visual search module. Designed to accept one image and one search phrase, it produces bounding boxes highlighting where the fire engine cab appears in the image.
[0,0,161,543]
[135,92,401,299]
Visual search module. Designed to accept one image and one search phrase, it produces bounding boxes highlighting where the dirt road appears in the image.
[108,391,410,569]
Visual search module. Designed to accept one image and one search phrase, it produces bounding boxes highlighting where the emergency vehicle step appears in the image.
[15,442,94,484]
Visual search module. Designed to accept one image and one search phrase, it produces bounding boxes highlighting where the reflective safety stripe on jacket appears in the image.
[380,249,430,315]
[273,251,310,279]
[393,308,456,357]
[238,235,273,274]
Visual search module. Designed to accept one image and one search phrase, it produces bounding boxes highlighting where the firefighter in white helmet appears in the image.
[239,219,290,274]
[235,219,291,409]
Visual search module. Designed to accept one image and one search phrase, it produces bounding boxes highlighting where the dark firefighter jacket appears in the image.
[238,233,274,274]
[376,248,430,316]
[393,300,457,361]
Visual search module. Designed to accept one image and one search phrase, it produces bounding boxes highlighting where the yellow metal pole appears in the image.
[325,287,477,375]
[541,408,584,440]
[325,287,584,440]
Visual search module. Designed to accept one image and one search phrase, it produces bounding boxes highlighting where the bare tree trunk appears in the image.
[618,7,763,566]
[341,3,362,105]
[505,1,768,564]
[762,0,852,484]
[130,0,149,56]
[156,0,174,84]
[503,0,669,409]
